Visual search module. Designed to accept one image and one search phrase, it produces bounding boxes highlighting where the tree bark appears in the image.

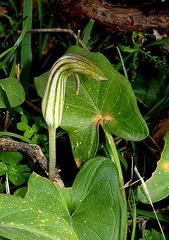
[58,0,169,33]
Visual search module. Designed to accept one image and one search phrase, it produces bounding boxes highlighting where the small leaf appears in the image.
[31,135,39,144]
[12,165,28,174]
[32,123,40,133]
[21,115,28,124]
[0,162,7,176]
[0,151,23,166]
[35,116,42,124]
[138,131,169,203]
[140,229,163,240]
[0,77,25,108]
[24,129,34,138]
[17,122,30,131]
[120,45,137,53]
[13,186,28,198]
[8,172,26,186]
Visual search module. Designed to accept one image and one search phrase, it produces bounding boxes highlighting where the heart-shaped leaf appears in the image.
[35,46,148,164]
[0,157,127,240]
[60,46,149,163]
[0,77,25,108]
[138,131,169,203]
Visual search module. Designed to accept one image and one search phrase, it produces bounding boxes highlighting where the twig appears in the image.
[17,28,89,51]
[24,100,42,115]
[0,137,64,187]
[0,137,48,171]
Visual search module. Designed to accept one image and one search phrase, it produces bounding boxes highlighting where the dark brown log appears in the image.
[58,0,169,33]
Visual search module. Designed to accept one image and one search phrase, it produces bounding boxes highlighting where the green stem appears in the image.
[103,125,126,205]
[103,125,128,239]
[48,126,56,181]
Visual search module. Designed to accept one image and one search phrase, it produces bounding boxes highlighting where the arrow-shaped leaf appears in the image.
[34,46,148,165]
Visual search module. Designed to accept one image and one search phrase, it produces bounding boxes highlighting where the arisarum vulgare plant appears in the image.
[42,53,107,181]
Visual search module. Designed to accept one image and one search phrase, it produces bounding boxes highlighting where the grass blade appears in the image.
[9,0,19,19]
[0,132,33,144]
[137,209,169,223]
[42,15,54,52]
[0,13,13,27]
[0,17,31,71]
[131,191,137,240]
[82,19,95,45]
[38,0,43,61]
[116,47,128,80]
[20,0,33,98]
[145,38,169,47]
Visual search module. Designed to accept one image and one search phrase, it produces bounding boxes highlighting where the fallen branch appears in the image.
[0,137,64,187]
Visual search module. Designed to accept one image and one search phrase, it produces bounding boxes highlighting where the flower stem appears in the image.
[48,126,56,181]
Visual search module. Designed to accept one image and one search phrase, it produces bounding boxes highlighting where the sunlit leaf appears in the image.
[0,157,127,240]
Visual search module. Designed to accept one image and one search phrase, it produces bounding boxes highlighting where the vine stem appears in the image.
[48,126,56,181]
[103,125,126,205]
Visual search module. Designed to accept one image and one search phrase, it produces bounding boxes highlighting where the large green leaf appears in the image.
[71,157,127,240]
[35,46,148,164]
[0,157,127,240]
[131,71,169,107]
[61,46,148,163]
[138,131,169,203]
[0,77,25,108]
